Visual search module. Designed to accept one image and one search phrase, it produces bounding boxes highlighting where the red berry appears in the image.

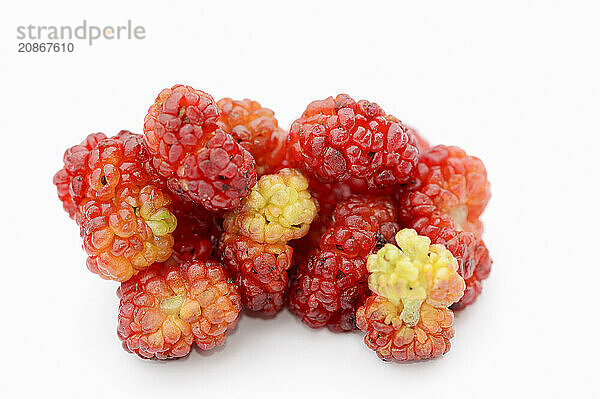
[288,196,399,332]
[356,295,454,361]
[143,85,220,177]
[220,233,293,315]
[288,94,419,189]
[217,98,288,175]
[117,260,241,359]
[143,85,257,211]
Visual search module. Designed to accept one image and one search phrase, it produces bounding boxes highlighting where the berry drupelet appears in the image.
[117,259,241,359]
[356,229,465,361]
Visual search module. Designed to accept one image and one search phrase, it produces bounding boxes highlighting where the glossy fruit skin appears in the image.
[117,260,241,360]
[356,295,455,361]
[288,196,399,332]
[54,132,107,219]
[288,94,419,190]
[143,85,257,212]
[217,97,288,175]
[220,233,293,315]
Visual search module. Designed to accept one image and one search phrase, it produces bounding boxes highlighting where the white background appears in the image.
[1,1,598,397]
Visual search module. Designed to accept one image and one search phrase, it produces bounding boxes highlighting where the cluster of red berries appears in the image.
[55,86,492,362]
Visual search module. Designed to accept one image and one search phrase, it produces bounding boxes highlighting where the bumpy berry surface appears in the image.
[83,131,163,203]
[171,199,223,263]
[220,233,293,314]
[143,85,220,177]
[54,132,107,218]
[357,295,455,362]
[356,229,465,361]
[81,184,177,282]
[221,169,316,314]
[385,115,430,152]
[54,131,176,282]
[288,196,399,332]
[144,85,257,212]
[117,260,241,359]
[399,190,492,309]
[288,94,419,189]
[402,145,490,236]
[217,98,288,175]
[224,168,317,244]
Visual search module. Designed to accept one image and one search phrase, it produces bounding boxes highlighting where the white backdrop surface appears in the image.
[1,1,598,398]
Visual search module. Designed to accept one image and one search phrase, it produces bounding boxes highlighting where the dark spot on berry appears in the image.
[336,270,346,279]
[291,224,301,228]
[335,244,343,251]
[409,287,413,290]
[230,155,234,161]
[218,175,227,180]
[250,268,257,274]
[367,151,375,161]
[375,231,387,249]
[100,176,107,185]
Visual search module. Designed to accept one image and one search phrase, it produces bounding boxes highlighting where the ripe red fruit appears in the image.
[220,233,293,314]
[143,85,257,212]
[356,295,455,361]
[117,260,241,359]
[288,94,419,189]
[288,196,399,332]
